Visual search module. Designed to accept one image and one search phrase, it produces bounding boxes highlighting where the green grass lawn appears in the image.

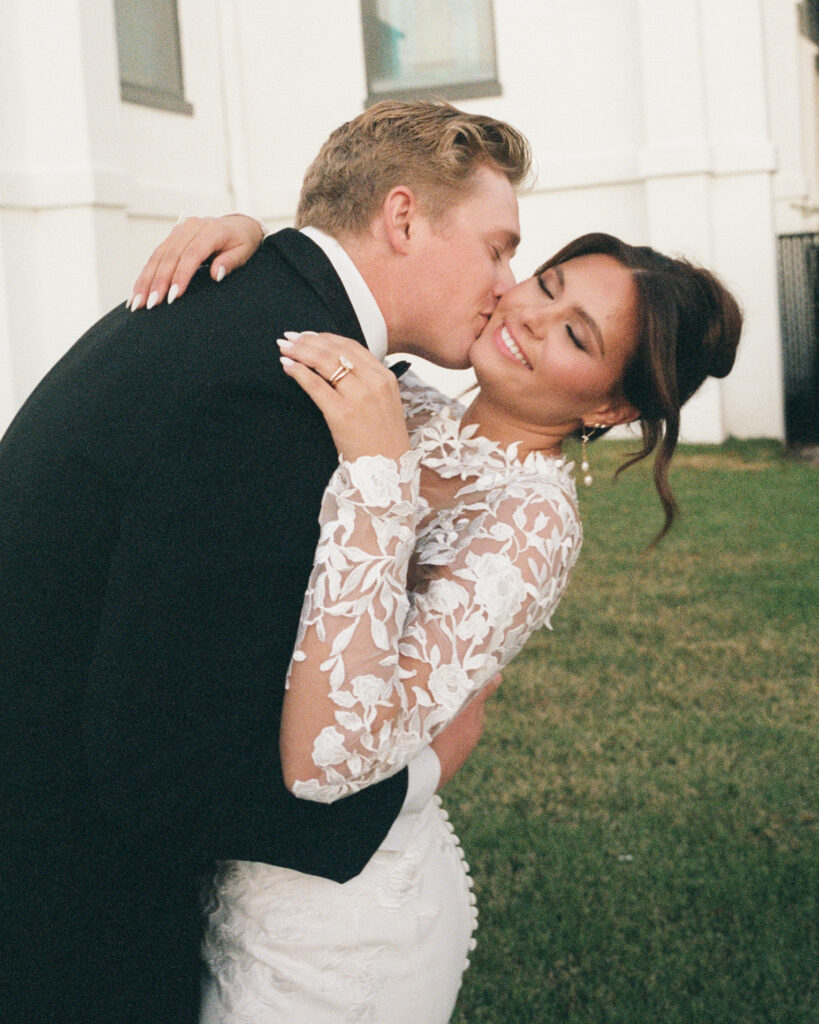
[447,440,818,1024]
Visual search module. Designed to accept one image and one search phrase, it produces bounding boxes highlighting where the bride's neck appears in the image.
[460,395,568,460]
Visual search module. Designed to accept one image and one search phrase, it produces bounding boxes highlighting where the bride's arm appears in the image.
[281,472,578,802]
[128,214,265,311]
[279,335,582,804]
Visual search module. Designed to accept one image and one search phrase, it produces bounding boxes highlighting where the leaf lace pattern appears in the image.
[285,372,582,802]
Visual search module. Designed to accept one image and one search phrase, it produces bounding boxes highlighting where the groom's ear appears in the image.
[382,185,420,254]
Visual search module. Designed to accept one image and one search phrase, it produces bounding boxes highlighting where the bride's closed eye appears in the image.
[537,274,554,299]
[538,273,588,351]
[567,325,587,351]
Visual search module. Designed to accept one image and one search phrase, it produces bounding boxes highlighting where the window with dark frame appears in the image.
[361,0,501,106]
[800,0,819,45]
[113,0,193,115]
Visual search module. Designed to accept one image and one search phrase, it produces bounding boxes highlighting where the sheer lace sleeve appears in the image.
[280,451,582,804]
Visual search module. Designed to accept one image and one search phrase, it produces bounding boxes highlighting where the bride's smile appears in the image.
[494,324,533,369]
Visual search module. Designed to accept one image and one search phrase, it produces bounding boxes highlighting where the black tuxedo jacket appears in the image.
[0,229,408,1023]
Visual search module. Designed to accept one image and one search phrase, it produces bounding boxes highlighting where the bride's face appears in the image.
[468,253,641,433]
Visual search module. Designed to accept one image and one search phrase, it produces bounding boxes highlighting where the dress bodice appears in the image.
[284,372,583,802]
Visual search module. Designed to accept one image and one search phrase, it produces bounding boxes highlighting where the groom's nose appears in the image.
[494,260,516,297]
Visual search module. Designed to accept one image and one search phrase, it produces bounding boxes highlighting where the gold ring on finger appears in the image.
[328,355,355,387]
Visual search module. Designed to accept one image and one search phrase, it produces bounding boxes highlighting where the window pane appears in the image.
[362,0,499,101]
[114,0,192,113]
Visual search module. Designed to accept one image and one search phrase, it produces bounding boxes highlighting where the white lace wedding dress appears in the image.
[200,373,582,1024]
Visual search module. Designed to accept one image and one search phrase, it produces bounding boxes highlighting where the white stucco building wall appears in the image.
[1,0,815,441]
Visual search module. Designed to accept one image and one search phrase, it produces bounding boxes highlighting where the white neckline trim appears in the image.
[300,226,388,362]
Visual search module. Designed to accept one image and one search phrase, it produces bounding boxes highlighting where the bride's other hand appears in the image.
[279,332,411,462]
[431,673,503,789]
[128,214,265,311]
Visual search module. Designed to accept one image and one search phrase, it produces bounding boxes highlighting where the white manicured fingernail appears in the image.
[146,291,159,310]
[130,294,143,312]
[276,338,293,349]
[168,283,179,305]
[283,331,301,340]
[126,293,134,310]
[280,356,295,366]
[216,265,226,282]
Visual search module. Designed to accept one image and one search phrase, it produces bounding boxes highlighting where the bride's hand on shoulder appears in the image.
[128,214,265,311]
[278,332,411,462]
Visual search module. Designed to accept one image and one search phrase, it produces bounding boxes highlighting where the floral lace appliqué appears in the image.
[284,372,582,802]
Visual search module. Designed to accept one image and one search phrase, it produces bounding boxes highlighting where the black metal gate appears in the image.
[777,233,819,445]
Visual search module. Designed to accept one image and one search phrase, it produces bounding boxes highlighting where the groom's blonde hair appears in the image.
[295,100,531,236]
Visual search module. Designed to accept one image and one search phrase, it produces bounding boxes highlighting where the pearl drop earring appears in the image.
[580,424,605,486]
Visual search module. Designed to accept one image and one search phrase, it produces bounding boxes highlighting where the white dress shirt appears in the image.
[299,226,440,847]
[300,227,388,361]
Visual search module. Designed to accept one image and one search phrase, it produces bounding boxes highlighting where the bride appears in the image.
[159,226,743,1022]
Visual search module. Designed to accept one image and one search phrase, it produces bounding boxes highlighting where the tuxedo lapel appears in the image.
[265,229,367,347]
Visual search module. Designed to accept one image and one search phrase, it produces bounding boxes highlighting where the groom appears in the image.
[0,101,528,1024]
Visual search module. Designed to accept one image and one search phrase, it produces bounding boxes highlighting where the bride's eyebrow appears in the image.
[555,265,605,356]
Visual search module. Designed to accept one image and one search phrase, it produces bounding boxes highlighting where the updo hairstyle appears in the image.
[536,233,743,542]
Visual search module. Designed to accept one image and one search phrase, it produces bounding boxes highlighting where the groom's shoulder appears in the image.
[5,228,339,439]
[176,227,329,318]
[260,226,313,260]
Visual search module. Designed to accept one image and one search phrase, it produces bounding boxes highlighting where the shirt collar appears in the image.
[300,226,388,362]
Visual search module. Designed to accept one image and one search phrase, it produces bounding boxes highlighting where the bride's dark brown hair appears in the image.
[536,233,743,542]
